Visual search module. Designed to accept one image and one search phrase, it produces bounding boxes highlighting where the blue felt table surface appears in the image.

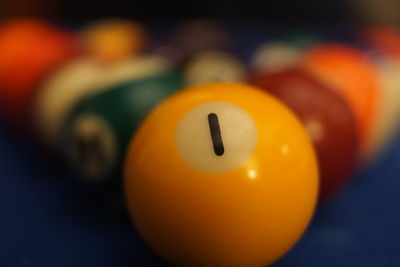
[1,120,400,267]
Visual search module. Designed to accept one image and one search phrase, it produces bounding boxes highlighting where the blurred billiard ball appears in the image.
[358,26,400,160]
[250,42,303,73]
[251,68,359,199]
[0,18,75,129]
[183,50,247,85]
[32,55,169,149]
[301,44,381,161]
[60,71,183,186]
[250,29,319,74]
[79,19,148,62]
[361,26,400,59]
[124,83,318,267]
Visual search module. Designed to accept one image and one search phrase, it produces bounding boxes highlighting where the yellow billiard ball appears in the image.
[79,19,147,62]
[124,83,319,267]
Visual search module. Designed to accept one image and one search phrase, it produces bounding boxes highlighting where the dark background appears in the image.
[57,0,349,21]
[0,0,386,23]
[2,0,400,28]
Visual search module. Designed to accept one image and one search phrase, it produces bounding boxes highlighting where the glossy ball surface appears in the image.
[61,71,183,185]
[301,44,380,157]
[124,83,318,267]
[33,55,168,148]
[251,69,358,198]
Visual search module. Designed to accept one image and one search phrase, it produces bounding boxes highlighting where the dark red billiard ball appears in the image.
[250,68,359,199]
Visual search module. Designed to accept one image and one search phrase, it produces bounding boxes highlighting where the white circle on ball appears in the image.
[175,102,258,174]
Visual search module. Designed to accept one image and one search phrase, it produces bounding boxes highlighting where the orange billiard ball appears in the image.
[301,44,381,159]
[0,18,75,129]
[124,83,319,267]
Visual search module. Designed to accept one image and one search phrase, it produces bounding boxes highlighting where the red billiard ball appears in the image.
[300,44,380,160]
[251,68,359,198]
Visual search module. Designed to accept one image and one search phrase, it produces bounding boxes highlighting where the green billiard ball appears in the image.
[60,71,184,188]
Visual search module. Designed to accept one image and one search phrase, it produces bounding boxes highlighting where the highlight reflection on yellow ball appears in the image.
[124,83,319,267]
